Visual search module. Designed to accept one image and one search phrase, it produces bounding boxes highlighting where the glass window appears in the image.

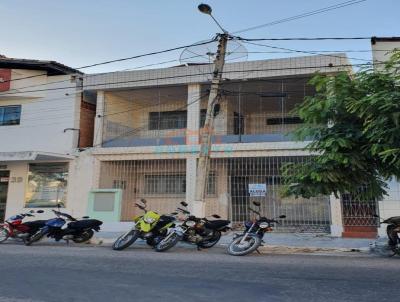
[149,111,187,130]
[144,174,186,195]
[144,174,216,196]
[0,105,21,126]
[25,163,68,208]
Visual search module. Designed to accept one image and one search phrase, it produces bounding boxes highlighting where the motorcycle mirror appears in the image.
[212,214,221,218]
[180,201,188,207]
[279,215,286,219]
[82,216,90,219]
[252,201,261,207]
[36,210,44,214]
[171,212,178,215]
[140,198,147,204]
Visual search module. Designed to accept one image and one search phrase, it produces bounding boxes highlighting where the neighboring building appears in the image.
[83,53,354,236]
[371,36,400,65]
[0,56,95,221]
[370,37,400,237]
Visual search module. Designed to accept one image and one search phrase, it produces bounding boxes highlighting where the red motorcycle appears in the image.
[0,210,46,243]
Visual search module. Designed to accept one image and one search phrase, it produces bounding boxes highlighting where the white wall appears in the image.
[0,70,81,154]
[378,179,400,237]
[372,40,400,65]
[3,152,95,221]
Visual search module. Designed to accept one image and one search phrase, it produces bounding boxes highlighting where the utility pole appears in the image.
[193,4,229,217]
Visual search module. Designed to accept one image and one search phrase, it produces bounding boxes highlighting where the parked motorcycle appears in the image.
[0,210,46,244]
[25,210,102,245]
[374,214,400,256]
[227,201,285,256]
[155,201,231,252]
[112,199,177,251]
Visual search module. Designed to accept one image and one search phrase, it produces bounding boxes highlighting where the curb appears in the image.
[90,237,371,255]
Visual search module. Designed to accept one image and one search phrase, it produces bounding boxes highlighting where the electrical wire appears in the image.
[0,61,382,97]
[0,39,216,85]
[232,0,368,34]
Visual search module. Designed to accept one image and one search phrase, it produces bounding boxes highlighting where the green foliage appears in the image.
[282,50,400,201]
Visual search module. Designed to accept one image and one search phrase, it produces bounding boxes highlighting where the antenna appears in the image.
[179,38,248,65]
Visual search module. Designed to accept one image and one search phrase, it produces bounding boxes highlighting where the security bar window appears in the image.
[0,105,21,126]
[149,111,187,130]
[144,174,186,195]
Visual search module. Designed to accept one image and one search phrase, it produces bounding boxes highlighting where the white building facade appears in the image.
[0,57,95,221]
[83,53,358,236]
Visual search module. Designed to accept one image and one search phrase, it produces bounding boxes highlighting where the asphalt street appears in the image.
[0,242,399,302]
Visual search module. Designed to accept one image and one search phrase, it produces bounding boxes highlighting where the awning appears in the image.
[0,151,74,162]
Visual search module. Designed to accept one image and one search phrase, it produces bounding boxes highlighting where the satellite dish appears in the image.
[179,38,248,65]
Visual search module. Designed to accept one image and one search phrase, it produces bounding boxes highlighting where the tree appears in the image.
[282,50,400,201]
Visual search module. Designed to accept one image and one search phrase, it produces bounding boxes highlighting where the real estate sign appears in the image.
[248,183,267,197]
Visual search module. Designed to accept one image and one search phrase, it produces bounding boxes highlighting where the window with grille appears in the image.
[144,174,186,195]
[113,180,126,190]
[266,116,302,125]
[149,111,187,130]
[0,105,21,126]
[144,174,216,196]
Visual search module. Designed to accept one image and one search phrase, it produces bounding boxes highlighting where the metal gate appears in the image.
[341,193,379,227]
[211,157,331,233]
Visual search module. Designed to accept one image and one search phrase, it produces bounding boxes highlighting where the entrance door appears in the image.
[230,176,249,223]
[0,171,10,222]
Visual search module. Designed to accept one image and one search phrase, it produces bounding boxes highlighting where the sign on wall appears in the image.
[248,183,267,197]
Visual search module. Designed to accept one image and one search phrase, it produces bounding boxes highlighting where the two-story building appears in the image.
[83,53,356,236]
[0,56,95,221]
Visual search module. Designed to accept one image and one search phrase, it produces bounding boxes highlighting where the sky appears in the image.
[1,0,399,74]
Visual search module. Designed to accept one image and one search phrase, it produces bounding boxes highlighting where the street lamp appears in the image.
[198,3,227,34]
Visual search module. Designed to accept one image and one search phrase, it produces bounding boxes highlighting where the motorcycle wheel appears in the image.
[198,231,221,248]
[0,227,9,243]
[112,230,139,251]
[155,233,180,252]
[227,234,261,256]
[73,230,94,243]
[24,230,46,246]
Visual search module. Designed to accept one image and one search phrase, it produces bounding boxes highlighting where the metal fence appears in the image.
[98,156,331,232]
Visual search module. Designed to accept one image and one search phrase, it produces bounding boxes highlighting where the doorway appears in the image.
[0,171,10,222]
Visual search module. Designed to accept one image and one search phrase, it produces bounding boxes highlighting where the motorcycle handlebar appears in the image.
[52,210,77,221]
[177,207,190,214]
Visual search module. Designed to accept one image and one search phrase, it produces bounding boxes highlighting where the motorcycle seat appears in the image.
[23,220,47,228]
[205,220,230,230]
[67,219,103,229]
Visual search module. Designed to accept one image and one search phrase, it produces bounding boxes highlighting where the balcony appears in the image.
[100,77,314,148]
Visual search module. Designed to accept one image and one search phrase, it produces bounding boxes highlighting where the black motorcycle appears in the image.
[25,210,102,245]
[155,201,231,252]
[227,201,286,256]
[374,214,400,256]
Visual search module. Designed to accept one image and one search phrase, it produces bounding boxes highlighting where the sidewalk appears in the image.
[92,231,383,254]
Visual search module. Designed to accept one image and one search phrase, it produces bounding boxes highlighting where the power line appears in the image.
[1,54,205,95]
[0,39,216,85]
[240,40,378,63]
[0,62,381,97]
[232,0,368,34]
[237,37,371,41]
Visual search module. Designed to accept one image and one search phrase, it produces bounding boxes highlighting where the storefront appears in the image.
[0,151,74,221]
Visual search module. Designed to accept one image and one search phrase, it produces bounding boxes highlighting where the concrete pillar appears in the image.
[186,155,205,215]
[186,84,204,216]
[186,84,201,146]
[93,91,105,147]
[329,193,344,237]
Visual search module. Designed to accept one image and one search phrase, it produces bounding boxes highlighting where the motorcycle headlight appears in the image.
[185,220,196,227]
[259,222,269,229]
[144,217,156,224]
